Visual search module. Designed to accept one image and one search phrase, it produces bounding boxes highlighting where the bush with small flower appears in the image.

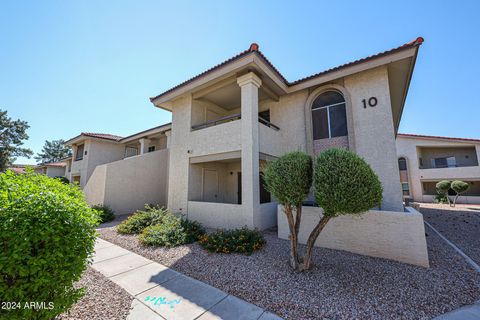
[199,227,265,255]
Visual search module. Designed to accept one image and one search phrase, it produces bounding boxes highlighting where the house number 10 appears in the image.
[362,97,378,108]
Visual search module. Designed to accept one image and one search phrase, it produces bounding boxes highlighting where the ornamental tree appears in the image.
[263,151,312,270]
[301,148,383,270]
[436,180,452,205]
[450,180,470,207]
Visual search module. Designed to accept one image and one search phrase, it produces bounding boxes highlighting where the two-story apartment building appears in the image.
[397,133,480,204]
[149,38,424,230]
[64,124,171,213]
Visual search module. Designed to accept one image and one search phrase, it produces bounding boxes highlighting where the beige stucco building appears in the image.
[34,162,67,177]
[149,38,424,230]
[64,124,171,213]
[396,133,480,204]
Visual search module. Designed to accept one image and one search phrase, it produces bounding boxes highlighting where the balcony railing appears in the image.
[419,163,479,169]
[191,113,280,131]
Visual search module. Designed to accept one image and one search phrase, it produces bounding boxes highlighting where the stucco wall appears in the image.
[187,201,245,229]
[69,139,125,188]
[344,66,404,211]
[278,205,429,267]
[84,149,169,214]
[45,166,66,178]
[396,136,480,203]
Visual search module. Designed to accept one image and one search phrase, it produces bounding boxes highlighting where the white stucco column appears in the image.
[139,138,151,155]
[237,72,262,228]
[165,130,171,149]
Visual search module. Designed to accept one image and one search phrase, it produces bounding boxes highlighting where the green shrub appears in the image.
[54,176,70,184]
[91,204,115,223]
[0,169,97,320]
[314,148,383,217]
[436,180,452,205]
[263,151,312,269]
[451,180,470,206]
[199,227,265,255]
[434,191,449,204]
[116,205,168,234]
[139,214,204,247]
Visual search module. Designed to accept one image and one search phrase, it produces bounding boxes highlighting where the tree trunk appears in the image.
[298,215,331,271]
[284,205,299,269]
[453,194,458,207]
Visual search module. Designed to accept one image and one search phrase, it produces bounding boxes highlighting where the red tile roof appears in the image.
[43,162,67,167]
[81,132,123,141]
[150,37,424,102]
[398,133,480,143]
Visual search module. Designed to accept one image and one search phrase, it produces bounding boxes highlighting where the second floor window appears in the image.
[75,144,84,161]
[148,146,156,152]
[312,91,348,140]
[398,157,407,171]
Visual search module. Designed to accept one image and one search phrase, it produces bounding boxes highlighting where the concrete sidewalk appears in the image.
[93,238,282,320]
[434,301,480,320]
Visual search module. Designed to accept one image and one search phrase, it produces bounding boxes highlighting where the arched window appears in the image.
[312,91,347,140]
[398,157,407,171]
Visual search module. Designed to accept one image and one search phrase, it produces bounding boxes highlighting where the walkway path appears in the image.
[434,301,480,320]
[93,238,282,320]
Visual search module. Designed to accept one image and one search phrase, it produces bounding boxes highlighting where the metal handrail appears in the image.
[191,113,241,130]
[258,116,280,131]
[191,114,280,131]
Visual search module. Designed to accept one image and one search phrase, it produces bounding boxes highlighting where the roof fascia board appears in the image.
[398,135,480,145]
[394,47,419,134]
[287,48,417,93]
[153,54,255,107]
[65,135,121,146]
[120,125,171,143]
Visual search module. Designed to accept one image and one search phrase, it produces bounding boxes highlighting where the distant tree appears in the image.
[35,139,72,164]
[0,109,33,172]
[451,180,470,207]
[435,180,452,205]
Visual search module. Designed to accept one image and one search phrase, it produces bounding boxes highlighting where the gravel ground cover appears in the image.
[57,268,133,320]
[98,225,480,320]
[420,204,480,265]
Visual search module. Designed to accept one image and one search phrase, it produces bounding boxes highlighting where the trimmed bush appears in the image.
[263,151,312,269]
[116,205,168,234]
[139,215,204,247]
[451,180,470,206]
[199,227,265,255]
[91,204,115,223]
[436,180,452,205]
[314,148,383,217]
[0,169,98,320]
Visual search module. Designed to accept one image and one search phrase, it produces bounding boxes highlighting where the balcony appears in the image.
[191,113,279,131]
[418,165,480,181]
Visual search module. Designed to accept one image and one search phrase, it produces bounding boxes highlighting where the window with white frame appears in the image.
[312,91,348,140]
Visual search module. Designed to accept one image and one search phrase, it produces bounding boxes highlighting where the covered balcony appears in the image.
[417,145,479,169]
[187,152,277,229]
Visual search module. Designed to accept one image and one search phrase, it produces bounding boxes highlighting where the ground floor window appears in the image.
[401,182,410,196]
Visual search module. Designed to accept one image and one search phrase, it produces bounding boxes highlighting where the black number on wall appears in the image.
[362,97,378,108]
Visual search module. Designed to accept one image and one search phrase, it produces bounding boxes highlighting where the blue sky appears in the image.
[2,1,479,164]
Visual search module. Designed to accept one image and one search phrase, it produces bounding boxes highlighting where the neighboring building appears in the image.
[148,38,424,230]
[6,164,29,174]
[64,124,171,214]
[35,162,67,177]
[396,133,480,204]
